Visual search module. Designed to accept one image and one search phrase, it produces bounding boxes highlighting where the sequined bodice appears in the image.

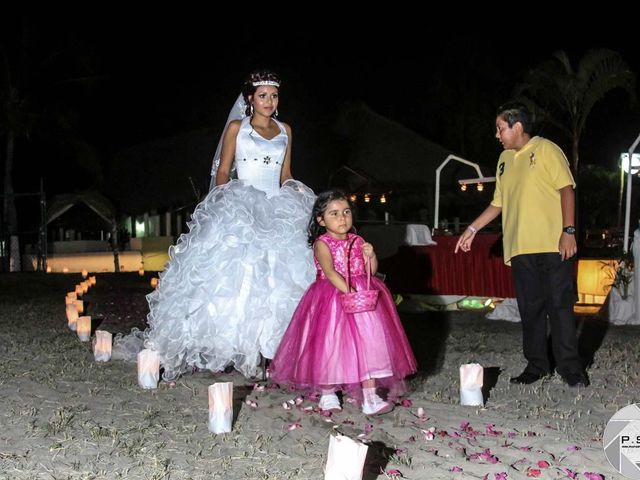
[314,233,366,279]
[234,116,288,197]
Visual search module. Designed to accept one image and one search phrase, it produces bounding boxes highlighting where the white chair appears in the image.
[405,224,437,246]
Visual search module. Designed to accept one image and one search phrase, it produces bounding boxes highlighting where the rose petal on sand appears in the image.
[583,474,604,480]
[286,423,302,431]
[386,469,403,477]
[451,466,463,472]
[399,399,412,408]
[421,427,435,441]
[486,424,503,436]
[560,468,577,479]
[567,445,581,451]
[537,460,550,468]
[527,469,541,477]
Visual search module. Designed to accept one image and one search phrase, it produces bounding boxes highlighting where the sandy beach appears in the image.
[0,272,636,479]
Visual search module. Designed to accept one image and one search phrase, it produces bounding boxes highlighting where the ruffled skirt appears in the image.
[271,274,417,402]
[144,179,315,380]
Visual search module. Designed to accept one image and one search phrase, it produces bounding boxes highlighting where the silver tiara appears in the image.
[252,80,280,87]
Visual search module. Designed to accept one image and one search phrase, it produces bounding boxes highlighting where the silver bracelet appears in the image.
[467,225,478,234]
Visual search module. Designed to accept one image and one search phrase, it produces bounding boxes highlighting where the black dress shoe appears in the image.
[509,371,548,385]
[562,372,590,387]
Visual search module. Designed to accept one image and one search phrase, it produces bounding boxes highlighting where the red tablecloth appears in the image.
[380,234,516,297]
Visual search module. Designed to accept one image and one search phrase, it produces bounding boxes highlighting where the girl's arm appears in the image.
[314,240,350,293]
[280,123,294,184]
[361,241,378,275]
[215,120,241,186]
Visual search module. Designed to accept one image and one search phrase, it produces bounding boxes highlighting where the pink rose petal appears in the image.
[386,469,403,477]
[537,460,550,468]
[583,474,604,480]
[527,469,541,477]
[421,427,435,441]
[286,422,302,431]
[451,466,463,472]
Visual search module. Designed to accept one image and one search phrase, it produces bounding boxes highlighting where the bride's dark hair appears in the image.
[307,189,356,246]
[241,69,281,116]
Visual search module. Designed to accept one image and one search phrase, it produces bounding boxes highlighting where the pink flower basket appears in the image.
[340,241,379,314]
[341,288,379,313]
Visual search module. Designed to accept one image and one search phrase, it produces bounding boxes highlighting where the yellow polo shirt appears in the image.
[491,136,575,265]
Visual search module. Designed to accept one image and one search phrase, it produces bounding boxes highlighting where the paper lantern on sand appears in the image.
[324,434,369,480]
[93,330,112,362]
[77,316,92,342]
[460,363,484,406]
[66,305,79,331]
[137,349,160,389]
[208,382,233,434]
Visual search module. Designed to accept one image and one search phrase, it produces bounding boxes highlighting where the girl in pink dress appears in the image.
[271,190,417,415]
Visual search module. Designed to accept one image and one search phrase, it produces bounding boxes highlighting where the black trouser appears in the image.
[511,253,582,377]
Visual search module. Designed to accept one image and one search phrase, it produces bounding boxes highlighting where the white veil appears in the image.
[209,94,248,191]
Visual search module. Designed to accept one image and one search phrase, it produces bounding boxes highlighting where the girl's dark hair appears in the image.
[241,69,281,116]
[496,101,535,135]
[308,189,355,246]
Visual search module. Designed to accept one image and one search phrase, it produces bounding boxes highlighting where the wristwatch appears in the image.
[562,226,576,235]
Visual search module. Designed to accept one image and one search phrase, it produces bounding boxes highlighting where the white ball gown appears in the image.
[144,116,315,380]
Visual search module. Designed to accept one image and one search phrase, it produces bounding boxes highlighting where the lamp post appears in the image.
[622,137,640,253]
[433,155,495,234]
[618,153,640,228]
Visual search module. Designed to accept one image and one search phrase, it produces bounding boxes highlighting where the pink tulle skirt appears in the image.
[271,275,417,402]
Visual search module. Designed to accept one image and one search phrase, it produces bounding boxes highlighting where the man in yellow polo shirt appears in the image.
[455,101,589,388]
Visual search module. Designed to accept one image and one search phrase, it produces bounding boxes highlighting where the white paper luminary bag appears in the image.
[76,316,91,342]
[460,363,484,406]
[324,434,369,480]
[93,330,112,362]
[208,382,233,434]
[137,349,160,389]
[66,305,79,331]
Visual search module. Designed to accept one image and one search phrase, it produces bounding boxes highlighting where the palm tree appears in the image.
[514,49,636,174]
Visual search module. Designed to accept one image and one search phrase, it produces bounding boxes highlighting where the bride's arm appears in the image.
[280,123,294,184]
[215,120,241,186]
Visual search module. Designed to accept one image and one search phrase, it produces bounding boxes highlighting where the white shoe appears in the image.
[319,393,342,412]
[362,393,394,415]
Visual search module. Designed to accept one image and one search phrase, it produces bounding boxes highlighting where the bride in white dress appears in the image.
[144,70,315,380]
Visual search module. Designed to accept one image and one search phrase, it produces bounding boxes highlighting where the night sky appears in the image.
[3,14,640,212]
